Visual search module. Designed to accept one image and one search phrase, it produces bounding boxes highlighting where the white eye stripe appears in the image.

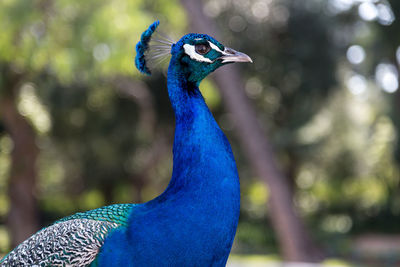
[183,44,212,63]
[183,41,227,63]
[208,41,226,55]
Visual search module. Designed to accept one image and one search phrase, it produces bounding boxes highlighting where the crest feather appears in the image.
[135,21,173,75]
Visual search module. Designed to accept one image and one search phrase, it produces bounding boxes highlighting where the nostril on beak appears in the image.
[225,48,236,55]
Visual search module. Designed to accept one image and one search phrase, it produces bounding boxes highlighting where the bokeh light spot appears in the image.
[229,16,247,32]
[93,43,110,62]
[346,74,367,95]
[251,1,270,21]
[375,63,399,93]
[245,77,263,98]
[376,3,395,26]
[358,2,378,21]
[346,45,365,65]
[321,215,352,233]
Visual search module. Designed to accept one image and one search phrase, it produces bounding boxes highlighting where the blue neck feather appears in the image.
[95,47,240,267]
[164,56,238,197]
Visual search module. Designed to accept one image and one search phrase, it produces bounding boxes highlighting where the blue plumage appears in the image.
[135,20,160,75]
[1,21,252,267]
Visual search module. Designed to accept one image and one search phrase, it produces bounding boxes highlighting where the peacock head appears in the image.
[135,21,252,84]
[170,33,252,84]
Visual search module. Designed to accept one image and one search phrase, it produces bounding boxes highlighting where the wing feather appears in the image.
[1,204,134,266]
[1,219,117,266]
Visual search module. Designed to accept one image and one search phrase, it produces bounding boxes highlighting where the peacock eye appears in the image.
[195,43,211,55]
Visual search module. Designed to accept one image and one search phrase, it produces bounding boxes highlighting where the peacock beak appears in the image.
[219,47,253,63]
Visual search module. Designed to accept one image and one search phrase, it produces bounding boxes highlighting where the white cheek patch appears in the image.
[183,44,213,63]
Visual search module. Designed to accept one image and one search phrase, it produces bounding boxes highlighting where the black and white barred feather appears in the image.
[1,219,119,266]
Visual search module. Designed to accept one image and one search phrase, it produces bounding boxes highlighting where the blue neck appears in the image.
[95,57,240,266]
[164,57,237,196]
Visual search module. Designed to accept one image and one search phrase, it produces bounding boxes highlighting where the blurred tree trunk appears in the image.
[113,76,170,203]
[181,0,324,262]
[0,72,40,248]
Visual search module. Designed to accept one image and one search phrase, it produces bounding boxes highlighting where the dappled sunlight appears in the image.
[204,0,289,29]
[296,109,333,145]
[92,43,111,62]
[245,77,264,99]
[251,1,270,22]
[346,74,367,95]
[328,0,394,26]
[293,78,398,237]
[295,191,319,214]
[321,214,352,234]
[242,181,269,219]
[229,16,247,32]
[375,3,395,25]
[375,63,399,93]
[346,45,365,65]
[17,83,52,134]
[248,182,269,206]
[358,2,378,21]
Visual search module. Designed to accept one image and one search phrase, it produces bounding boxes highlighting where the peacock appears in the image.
[0,20,252,266]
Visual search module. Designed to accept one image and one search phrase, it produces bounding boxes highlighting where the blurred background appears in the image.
[0,0,399,266]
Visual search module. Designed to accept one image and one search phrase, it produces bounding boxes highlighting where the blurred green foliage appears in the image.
[1,0,400,264]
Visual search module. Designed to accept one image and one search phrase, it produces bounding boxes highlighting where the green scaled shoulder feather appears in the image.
[57,203,134,226]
